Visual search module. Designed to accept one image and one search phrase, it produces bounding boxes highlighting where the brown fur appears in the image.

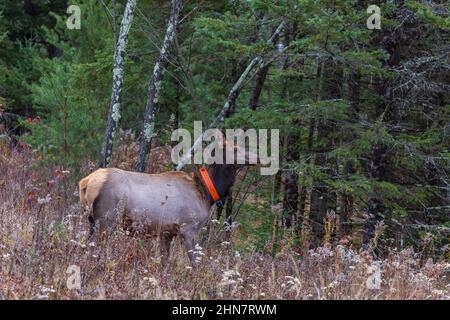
[78,168,110,207]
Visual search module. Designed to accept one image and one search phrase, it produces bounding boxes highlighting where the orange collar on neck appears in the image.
[199,166,221,202]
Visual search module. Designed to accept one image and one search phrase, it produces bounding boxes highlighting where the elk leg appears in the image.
[91,195,118,239]
[160,233,174,262]
[87,215,95,241]
[181,232,196,265]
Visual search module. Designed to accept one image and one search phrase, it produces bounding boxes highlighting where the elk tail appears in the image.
[79,176,90,207]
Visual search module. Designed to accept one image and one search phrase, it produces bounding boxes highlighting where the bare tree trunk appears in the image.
[298,118,316,217]
[339,70,361,238]
[248,66,270,110]
[176,21,286,171]
[309,58,342,247]
[273,23,300,228]
[136,0,182,172]
[340,192,354,236]
[299,61,321,244]
[363,144,388,252]
[283,130,299,228]
[170,69,181,170]
[248,21,286,110]
[272,171,282,205]
[99,0,137,168]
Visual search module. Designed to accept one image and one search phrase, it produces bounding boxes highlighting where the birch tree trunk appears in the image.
[176,21,286,171]
[135,0,182,172]
[99,0,137,168]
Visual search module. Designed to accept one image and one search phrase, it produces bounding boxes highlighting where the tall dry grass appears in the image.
[0,141,448,300]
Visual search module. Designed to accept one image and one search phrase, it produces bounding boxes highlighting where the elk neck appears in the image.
[194,164,238,207]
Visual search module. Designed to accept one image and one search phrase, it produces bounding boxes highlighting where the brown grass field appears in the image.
[0,142,448,300]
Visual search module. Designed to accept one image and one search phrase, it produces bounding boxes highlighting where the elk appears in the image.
[79,141,255,263]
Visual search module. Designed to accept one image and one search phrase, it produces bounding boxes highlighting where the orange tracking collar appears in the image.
[199,166,221,203]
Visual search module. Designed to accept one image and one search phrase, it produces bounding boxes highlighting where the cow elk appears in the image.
[79,142,256,264]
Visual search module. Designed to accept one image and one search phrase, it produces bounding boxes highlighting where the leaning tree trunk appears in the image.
[248,20,286,110]
[99,0,137,168]
[176,21,287,171]
[136,0,182,172]
[248,65,270,110]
